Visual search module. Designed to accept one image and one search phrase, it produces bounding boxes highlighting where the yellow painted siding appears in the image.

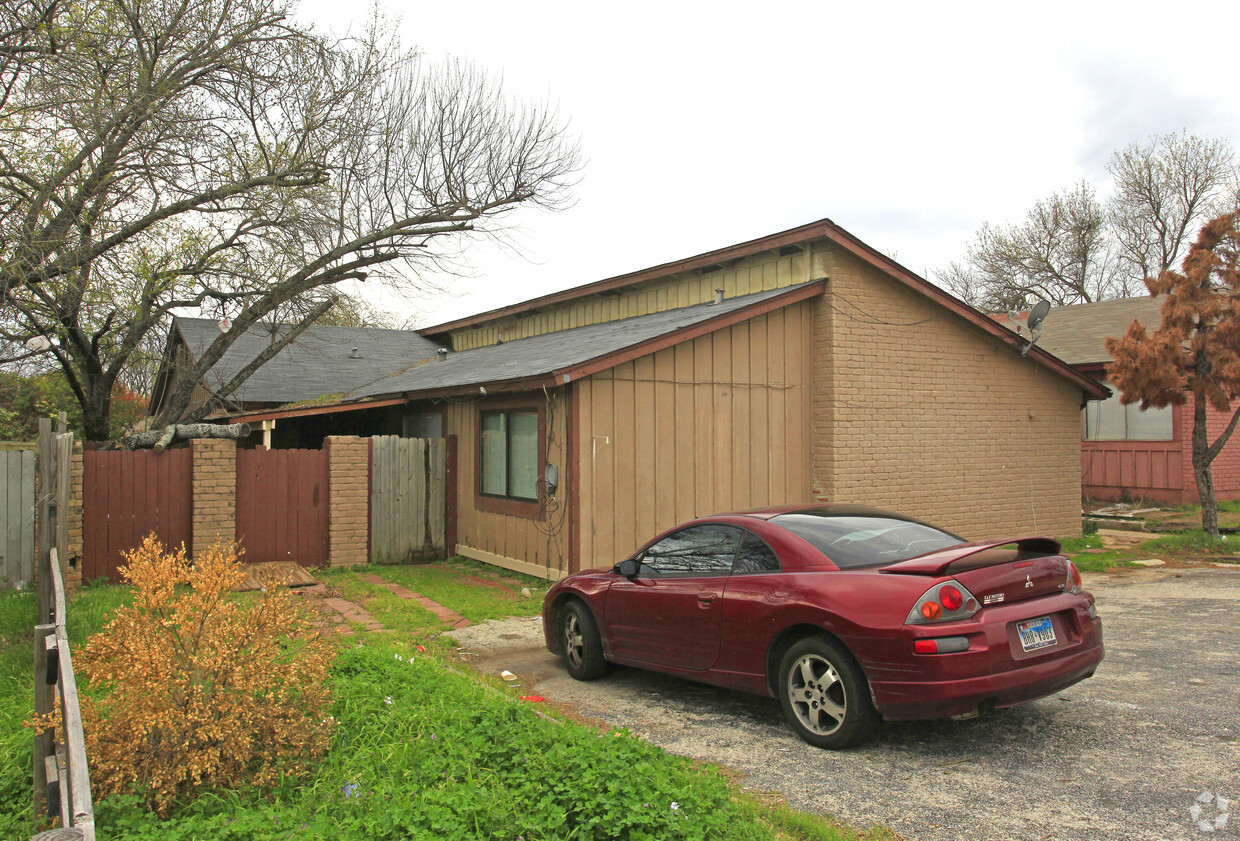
[810,243,1083,540]
[575,304,813,568]
[450,251,810,350]
[444,388,571,578]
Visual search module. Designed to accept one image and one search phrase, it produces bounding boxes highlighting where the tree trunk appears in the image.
[122,422,250,450]
[1192,396,1219,536]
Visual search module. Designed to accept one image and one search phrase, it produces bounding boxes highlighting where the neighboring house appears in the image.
[150,319,443,441]
[1033,296,1240,505]
[154,219,1108,578]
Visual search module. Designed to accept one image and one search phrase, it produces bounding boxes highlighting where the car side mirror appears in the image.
[613,558,639,578]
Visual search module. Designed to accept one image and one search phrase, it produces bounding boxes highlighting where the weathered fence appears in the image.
[371,436,447,563]
[32,417,95,840]
[32,550,95,841]
[0,449,36,589]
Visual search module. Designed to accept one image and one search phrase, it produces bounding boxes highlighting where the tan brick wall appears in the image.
[811,243,1084,540]
[192,438,236,553]
[326,436,369,566]
[64,443,84,590]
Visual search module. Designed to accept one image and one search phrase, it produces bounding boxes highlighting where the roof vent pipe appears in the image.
[714,288,725,304]
[348,347,361,359]
[437,348,448,361]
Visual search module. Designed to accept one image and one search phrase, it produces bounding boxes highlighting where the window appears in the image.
[639,525,741,577]
[403,411,442,439]
[1082,381,1173,441]
[773,511,961,569]
[734,532,780,573]
[480,410,539,501]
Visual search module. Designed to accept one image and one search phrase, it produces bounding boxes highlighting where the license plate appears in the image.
[1017,616,1057,652]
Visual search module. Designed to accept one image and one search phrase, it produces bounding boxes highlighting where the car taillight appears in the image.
[1065,560,1083,595]
[940,585,963,611]
[906,581,980,625]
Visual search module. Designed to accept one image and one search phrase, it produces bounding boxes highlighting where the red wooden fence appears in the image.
[235,447,329,567]
[82,448,193,581]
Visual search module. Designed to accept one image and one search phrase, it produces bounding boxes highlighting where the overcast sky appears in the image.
[298,0,1240,328]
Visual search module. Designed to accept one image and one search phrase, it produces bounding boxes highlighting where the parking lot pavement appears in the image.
[450,567,1240,841]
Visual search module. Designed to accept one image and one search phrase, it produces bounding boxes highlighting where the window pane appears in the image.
[773,512,961,569]
[508,412,539,500]
[641,526,740,576]
[480,412,507,495]
[734,533,780,573]
[1084,385,1127,440]
[403,412,442,438]
[1125,402,1173,441]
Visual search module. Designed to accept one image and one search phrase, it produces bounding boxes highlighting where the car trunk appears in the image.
[880,539,1069,606]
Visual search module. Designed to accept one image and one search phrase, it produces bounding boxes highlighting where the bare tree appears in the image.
[938,182,1119,309]
[937,133,1238,312]
[1108,131,1237,283]
[0,0,580,440]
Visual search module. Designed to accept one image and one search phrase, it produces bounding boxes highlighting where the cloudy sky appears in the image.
[298,0,1240,327]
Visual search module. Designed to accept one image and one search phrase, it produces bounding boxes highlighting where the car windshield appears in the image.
[773,510,963,568]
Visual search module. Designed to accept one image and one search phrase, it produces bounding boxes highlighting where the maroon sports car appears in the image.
[542,504,1104,748]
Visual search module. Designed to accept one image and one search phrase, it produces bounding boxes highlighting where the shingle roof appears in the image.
[1034,296,1165,366]
[347,282,820,399]
[175,318,442,404]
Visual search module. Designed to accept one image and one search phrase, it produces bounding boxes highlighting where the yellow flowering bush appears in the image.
[38,536,335,815]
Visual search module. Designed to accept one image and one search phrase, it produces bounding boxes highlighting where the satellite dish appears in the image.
[24,335,52,351]
[1020,300,1051,358]
[1027,300,1051,332]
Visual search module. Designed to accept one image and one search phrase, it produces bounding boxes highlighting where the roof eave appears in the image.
[223,281,828,423]
[418,219,834,337]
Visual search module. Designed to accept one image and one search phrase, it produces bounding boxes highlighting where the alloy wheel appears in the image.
[786,653,847,736]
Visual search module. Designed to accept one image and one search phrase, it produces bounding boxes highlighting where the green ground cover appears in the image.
[0,561,888,841]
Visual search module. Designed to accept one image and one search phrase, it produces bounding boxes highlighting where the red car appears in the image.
[542,504,1104,748]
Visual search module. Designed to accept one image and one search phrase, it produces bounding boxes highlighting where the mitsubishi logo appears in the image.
[1024,574,1034,589]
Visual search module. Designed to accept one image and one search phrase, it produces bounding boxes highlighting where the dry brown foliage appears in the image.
[31,536,336,815]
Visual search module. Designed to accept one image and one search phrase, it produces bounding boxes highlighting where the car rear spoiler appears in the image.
[878,537,1064,576]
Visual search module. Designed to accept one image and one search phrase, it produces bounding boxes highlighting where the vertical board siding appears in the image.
[83,449,192,582]
[370,436,447,563]
[446,387,571,577]
[0,450,36,589]
[235,448,328,567]
[577,304,813,568]
[450,251,808,350]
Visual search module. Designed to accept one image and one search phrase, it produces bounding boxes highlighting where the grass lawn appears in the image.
[1066,498,1240,572]
[0,559,891,841]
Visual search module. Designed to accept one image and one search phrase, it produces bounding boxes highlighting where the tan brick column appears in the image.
[192,438,236,555]
[326,435,369,567]
[65,443,84,590]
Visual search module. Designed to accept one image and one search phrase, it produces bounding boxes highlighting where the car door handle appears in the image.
[696,593,717,607]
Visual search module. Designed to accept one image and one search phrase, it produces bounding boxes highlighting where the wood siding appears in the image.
[446,390,570,579]
[575,304,813,568]
[450,251,811,350]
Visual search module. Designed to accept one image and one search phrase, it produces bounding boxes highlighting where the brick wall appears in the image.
[326,436,369,566]
[811,243,1084,540]
[191,438,236,554]
[65,444,83,590]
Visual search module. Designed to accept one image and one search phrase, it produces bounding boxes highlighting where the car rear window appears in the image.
[773,512,962,568]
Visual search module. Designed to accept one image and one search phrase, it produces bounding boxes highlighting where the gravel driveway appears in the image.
[448,567,1240,841]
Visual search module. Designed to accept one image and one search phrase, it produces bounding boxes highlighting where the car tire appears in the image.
[559,600,607,681]
[777,636,879,749]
